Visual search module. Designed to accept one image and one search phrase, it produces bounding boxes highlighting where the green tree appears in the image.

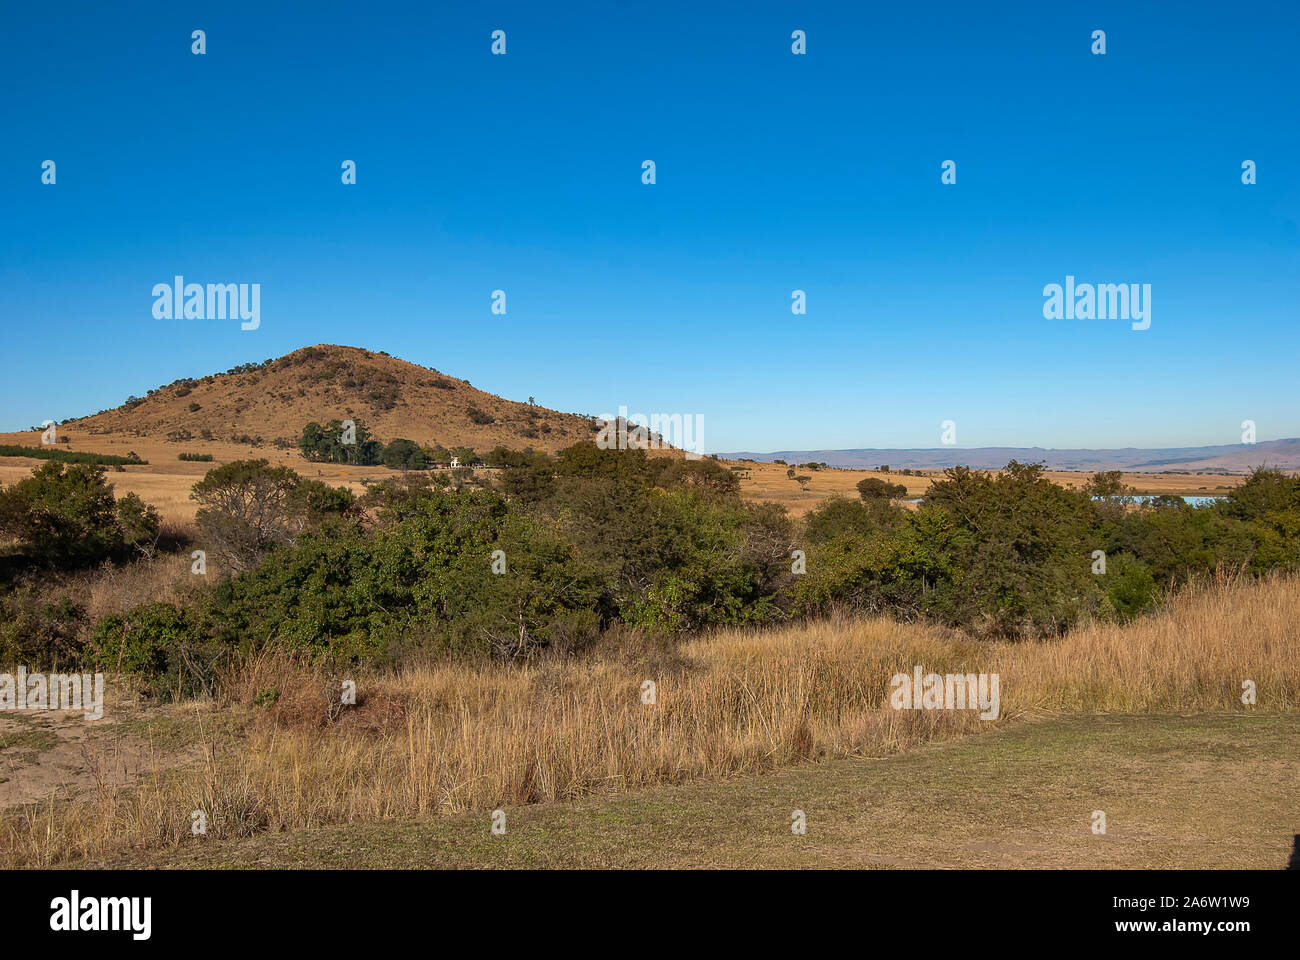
[917,461,1103,636]
[804,496,902,545]
[1221,466,1300,522]
[299,419,383,465]
[191,460,351,572]
[424,445,452,466]
[381,438,426,470]
[857,477,907,501]
[0,462,159,566]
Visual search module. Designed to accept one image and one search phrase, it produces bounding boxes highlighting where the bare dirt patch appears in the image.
[0,702,206,810]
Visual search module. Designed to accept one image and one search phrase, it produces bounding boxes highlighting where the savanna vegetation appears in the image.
[3,444,1298,691]
[1,443,1297,865]
[3,573,1297,866]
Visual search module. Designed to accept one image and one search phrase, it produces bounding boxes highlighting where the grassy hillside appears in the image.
[39,344,598,454]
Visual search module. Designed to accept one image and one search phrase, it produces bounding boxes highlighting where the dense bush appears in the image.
[192,460,354,572]
[89,602,219,697]
[299,420,383,465]
[0,462,160,567]
[51,450,1300,680]
[381,438,425,470]
[206,492,604,663]
[0,587,86,670]
[792,463,1300,637]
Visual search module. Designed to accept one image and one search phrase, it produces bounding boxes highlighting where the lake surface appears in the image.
[1128,495,1224,507]
[903,495,1226,507]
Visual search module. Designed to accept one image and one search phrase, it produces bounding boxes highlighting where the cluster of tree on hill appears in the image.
[298,420,485,471]
[3,444,1299,697]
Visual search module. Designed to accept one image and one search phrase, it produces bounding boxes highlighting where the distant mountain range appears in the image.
[719,439,1300,474]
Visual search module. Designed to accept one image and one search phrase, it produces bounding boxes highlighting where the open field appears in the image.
[74,712,1300,869]
[3,574,1295,868]
[724,460,1239,518]
[0,433,403,523]
[0,430,1244,524]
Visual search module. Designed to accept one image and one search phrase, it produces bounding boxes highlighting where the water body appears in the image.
[902,495,1226,507]
[1127,495,1224,508]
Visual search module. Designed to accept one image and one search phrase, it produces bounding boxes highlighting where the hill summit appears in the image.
[63,345,598,454]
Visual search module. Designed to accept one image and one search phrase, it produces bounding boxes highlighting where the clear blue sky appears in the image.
[2,0,1297,452]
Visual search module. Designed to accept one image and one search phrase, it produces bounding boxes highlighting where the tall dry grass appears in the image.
[3,573,1296,866]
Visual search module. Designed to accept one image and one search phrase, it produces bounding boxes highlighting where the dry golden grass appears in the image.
[731,461,1240,518]
[0,424,1239,528]
[0,453,386,524]
[0,452,1233,526]
[3,573,1295,866]
[79,551,200,625]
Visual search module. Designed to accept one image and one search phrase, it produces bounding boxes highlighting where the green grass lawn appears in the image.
[80,712,1299,869]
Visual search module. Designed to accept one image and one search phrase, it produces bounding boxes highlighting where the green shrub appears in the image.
[89,602,218,697]
[0,588,87,670]
[207,489,605,663]
[0,462,159,567]
[85,446,1300,679]
[857,477,907,500]
[1099,554,1159,621]
[381,438,425,471]
[191,460,353,572]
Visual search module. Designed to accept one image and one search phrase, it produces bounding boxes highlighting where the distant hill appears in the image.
[721,439,1300,474]
[47,345,598,454]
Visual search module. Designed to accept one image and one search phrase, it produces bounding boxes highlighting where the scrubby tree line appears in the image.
[2,446,1298,698]
[298,420,480,471]
[0,445,146,466]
